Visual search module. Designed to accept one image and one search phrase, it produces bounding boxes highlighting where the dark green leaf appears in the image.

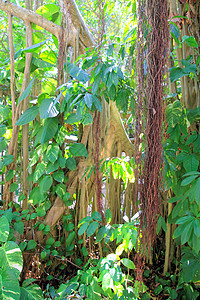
[78,222,89,236]
[40,117,58,144]
[66,157,76,171]
[16,106,39,126]
[69,143,88,157]
[18,77,35,105]
[39,175,53,193]
[86,221,99,237]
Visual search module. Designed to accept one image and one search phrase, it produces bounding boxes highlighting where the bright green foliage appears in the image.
[165,101,200,284]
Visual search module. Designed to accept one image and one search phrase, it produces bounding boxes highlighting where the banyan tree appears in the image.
[0,0,135,277]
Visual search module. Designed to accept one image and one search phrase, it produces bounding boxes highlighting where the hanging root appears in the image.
[135,0,169,277]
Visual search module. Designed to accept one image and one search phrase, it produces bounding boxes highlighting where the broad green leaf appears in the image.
[18,77,35,105]
[0,138,7,152]
[78,222,89,236]
[16,106,39,126]
[23,39,49,53]
[36,4,60,24]
[0,241,23,277]
[10,182,18,193]
[67,62,89,83]
[40,117,59,144]
[0,216,9,243]
[46,143,60,163]
[169,67,186,83]
[66,157,76,171]
[105,209,112,223]
[46,237,54,245]
[39,175,53,193]
[86,221,99,237]
[176,216,195,225]
[170,22,179,41]
[91,211,102,222]
[0,105,9,123]
[66,113,81,124]
[53,170,64,182]
[183,35,198,48]
[32,57,54,69]
[193,219,200,237]
[181,175,198,186]
[96,226,108,242]
[195,178,200,204]
[66,232,76,247]
[6,170,14,181]
[183,154,199,172]
[55,183,66,199]
[14,222,24,235]
[69,143,88,157]
[33,163,45,182]
[20,284,44,300]
[181,221,194,245]
[26,240,37,251]
[0,267,20,300]
[92,95,102,112]
[84,93,93,109]
[165,100,182,127]
[39,98,59,119]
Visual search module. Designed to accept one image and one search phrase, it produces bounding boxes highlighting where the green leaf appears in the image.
[55,183,66,199]
[96,226,108,242]
[40,117,58,144]
[121,258,135,269]
[181,175,198,186]
[0,216,9,243]
[16,106,39,126]
[39,98,59,119]
[176,216,195,225]
[169,67,185,83]
[32,57,54,69]
[18,77,35,105]
[14,222,24,235]
[10,182,18,193]
[69,143,88,157]
[91,211,102,222]
[53,170,64,182]
[0,267,20,300]
[84,93,93,109]
[195,178,200,204]
[86,221,99,237]
[183,154,199,172]
[66,157,76,171]
[92,95,102,112]
[165,100,182,127]
[46,237,54,245]
[183,35,198,48]
[46,143,60,163]
[67,62,89,83]
[23,39,49,53]
[39,175,53,193]
[33,163,45,183]
[26,240,37,251]
[20,284,44,300]
[66,232,76,247]
[0,241,23,277]
[0,138,7,152]
[181,221,194,245]
[105,209,112,223]
[78,222,89,236]
[6,170,14,182]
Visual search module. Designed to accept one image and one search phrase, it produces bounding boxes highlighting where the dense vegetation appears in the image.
[0,0,200,299]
